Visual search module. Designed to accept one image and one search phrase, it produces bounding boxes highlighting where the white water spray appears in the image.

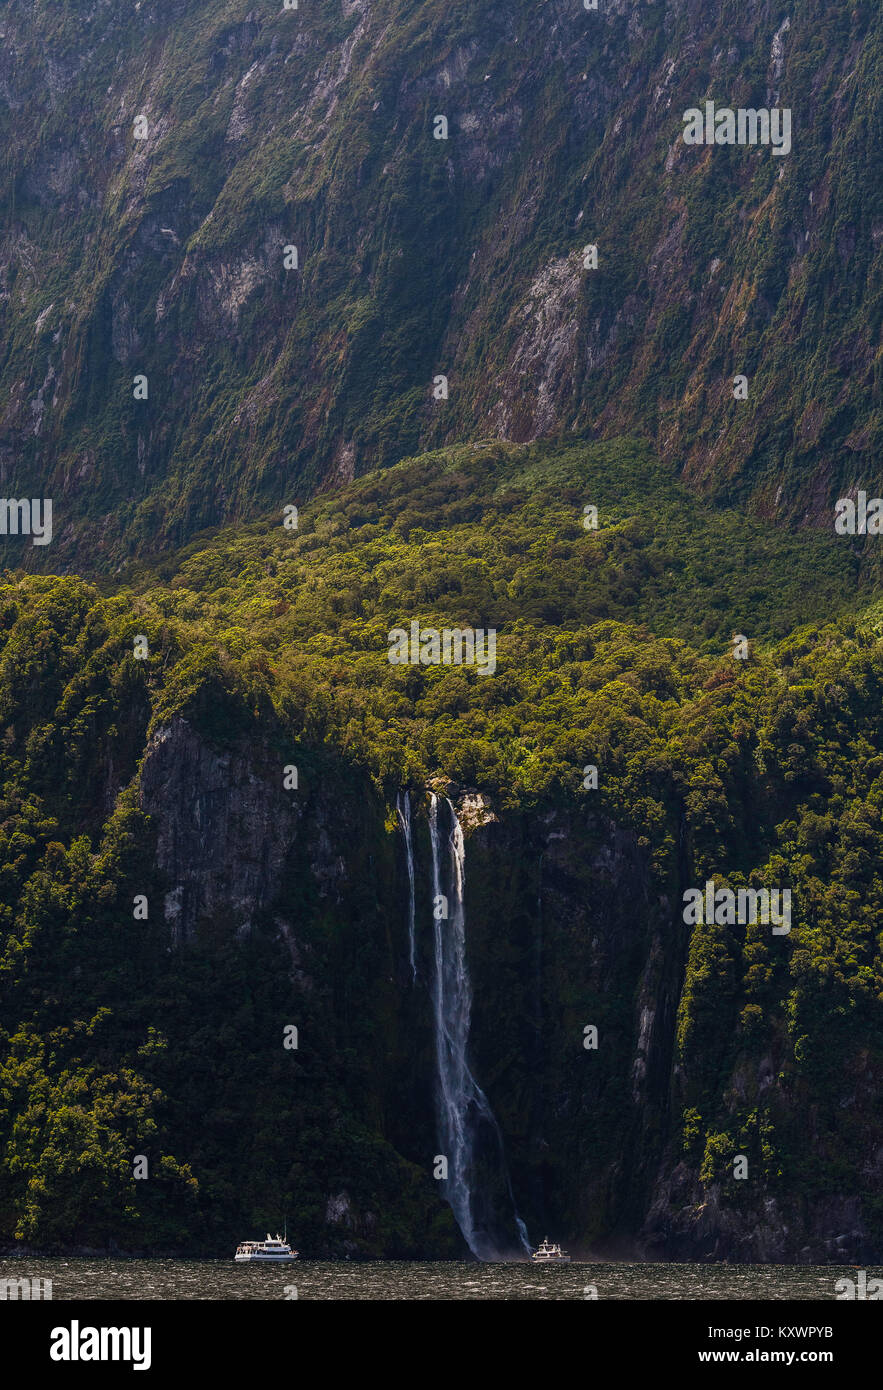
[427,793,530,1259]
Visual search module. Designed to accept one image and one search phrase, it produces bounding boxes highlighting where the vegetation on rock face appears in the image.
[1,2,882,567]
[0,0,881,1264]
[0,438,881,1255]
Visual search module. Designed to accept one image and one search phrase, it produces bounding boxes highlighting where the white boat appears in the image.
[234,1232,298,1262]
[531,1237,571,1263]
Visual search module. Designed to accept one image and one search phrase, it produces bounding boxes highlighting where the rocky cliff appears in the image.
[117,716,878,1260]
[0,436,880,1258]
[2,0,882,568]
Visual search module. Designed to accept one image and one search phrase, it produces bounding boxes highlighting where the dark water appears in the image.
[1,1258,876,1300]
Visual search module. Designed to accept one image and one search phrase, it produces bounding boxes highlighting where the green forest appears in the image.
[1,438,881,1255]
[1,0,882,1266]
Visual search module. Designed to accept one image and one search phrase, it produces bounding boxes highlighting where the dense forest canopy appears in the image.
[1,438,881,1254]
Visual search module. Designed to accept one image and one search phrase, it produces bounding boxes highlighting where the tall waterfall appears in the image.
[427,793,530,1259]
[396,791,417,980]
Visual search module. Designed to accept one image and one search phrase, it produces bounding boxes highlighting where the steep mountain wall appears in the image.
[2,0,882,567]
[8,698,876,1257]
[0,448,880,1259]
[130,717,882,1259]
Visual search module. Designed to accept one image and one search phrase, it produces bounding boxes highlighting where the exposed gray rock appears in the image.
[138,714,300,942]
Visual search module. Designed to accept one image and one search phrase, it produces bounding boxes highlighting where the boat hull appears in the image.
[234,1253,297,1262]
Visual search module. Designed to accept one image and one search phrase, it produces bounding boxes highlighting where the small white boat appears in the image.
[531,1237,571,1263]
[234,1232,298,1262]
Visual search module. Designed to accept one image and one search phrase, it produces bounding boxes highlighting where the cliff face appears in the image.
[2,0,882,568]
[139,717,302,944]
[125,723,879,1260]
[455,792,880,1263]
[131,714,453,1257]
[0,441,880,1258]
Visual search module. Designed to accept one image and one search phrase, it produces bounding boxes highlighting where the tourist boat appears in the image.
[531,1237,571,1263]
[234,1233,298,1262]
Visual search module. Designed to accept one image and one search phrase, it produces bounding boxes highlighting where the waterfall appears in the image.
[396,791,417,980]
[428,793,530,1259]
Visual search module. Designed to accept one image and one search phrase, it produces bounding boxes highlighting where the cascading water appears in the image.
[427,792,530,1260]
[396,790,417,981]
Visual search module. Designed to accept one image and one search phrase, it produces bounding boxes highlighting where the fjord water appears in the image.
[1,1258,870,1300]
